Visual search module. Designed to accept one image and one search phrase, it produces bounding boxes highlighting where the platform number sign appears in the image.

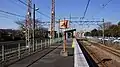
[60,20,69,29]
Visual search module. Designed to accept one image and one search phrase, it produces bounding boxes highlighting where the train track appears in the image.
[82,40,120,67]
[82,41,107,67]
[88,41,120,58]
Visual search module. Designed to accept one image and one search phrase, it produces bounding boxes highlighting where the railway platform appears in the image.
[5,38,91,67]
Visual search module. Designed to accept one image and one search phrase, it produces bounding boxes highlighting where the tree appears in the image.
[84,32,91,36]
[118,21,120,26]
[109,25,118,37]
[87,22,120,37]
[97,30,102,36]
[15,20,26,31]
[104,29,110,37]
[98,22,112,30]
[15,19,43,31]
[91,29,98,36]
[15,19,48,39]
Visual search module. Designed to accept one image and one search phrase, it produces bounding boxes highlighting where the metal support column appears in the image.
[41,40,42,50]
[103,18,105,44]
[35,40,38,51]
[2,45,4,62]
[32,4,36,52]
[50,0,55,39]
[26,0,32,54]
[18,43,21,59]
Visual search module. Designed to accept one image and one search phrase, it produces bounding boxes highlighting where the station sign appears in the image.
[60,20,69,29]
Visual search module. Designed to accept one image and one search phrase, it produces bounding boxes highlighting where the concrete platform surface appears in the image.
[29,39,74,67]
[8,39,74,67]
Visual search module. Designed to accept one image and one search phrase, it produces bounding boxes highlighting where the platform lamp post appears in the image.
[33,4,39,51]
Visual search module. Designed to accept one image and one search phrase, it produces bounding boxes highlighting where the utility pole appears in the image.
[58,19,60,38]
[25,0,32,53]
[50,0,55,39]
[103,18,105,44]
[33,4,35,51]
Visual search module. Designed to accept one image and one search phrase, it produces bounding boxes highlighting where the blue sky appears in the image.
[0,0,120,31]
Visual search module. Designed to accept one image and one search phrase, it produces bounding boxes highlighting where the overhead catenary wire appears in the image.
[7,0,26,10]
[80,0,100,29]
[17,0,51,19]
[92,0,113,18]
[0,9,25,18]
[0,13,15,20]
[102,0,113,8]
[37,11,50,18]
[18,0,28,7]
[79,0,91,29]
[83,0,91,19]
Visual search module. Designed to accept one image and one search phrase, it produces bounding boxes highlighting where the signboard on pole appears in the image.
[60,20,69,29]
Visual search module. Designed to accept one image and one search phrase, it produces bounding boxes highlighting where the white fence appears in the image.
[0,37,63,66]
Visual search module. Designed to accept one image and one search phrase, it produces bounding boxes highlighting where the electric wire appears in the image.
[0,13,14,20]
[0,9,25,18]
[17,0,50,18]
[7,0,26,10]
[83,0,91,19]
[102,0,113,8]
[92,0,113,18]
